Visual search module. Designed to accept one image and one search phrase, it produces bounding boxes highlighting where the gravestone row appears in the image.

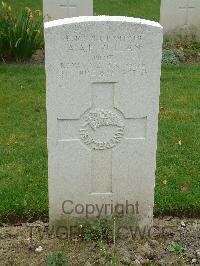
[43,0,200,38]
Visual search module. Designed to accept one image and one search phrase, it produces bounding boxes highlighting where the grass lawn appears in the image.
[5,0,161,21]
[156,65,200,216]
[0,66,47,222]
[0,65,199,222]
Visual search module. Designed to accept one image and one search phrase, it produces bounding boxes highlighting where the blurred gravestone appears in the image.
[160,0,200,37]
[43,0,93,22]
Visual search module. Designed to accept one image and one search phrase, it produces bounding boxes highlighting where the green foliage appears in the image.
[163,29,200,63]
[98,240,120,264]
[0,2,43,61]
[78,218,112,241]
[167,241,186,253]
[98,240,107,257]
[162,49,185,65]
[4,0,42,12]
[109,252,120,265]
[45,252,68,266]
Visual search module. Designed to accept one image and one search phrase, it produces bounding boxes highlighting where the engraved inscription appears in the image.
[59,31,149,78]
[65,34,144,52]
[60,60,147,77]
[64,30,147,54]
[80,109,125,150]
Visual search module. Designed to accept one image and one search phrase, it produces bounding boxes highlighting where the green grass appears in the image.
[94,0,160,21]
[0,66,47,222]
[0,65,199,222]
[4,0,42,12]
[4,0,161,21]
[155,65,200,216]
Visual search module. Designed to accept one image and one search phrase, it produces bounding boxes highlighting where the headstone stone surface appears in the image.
[160,0,200,35]
[45,17,163,228]
[43,0,93,22]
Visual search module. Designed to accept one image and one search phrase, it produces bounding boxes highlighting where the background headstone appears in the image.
[45,17,163,228]
[160,0,200,36]
[43,0,93,22]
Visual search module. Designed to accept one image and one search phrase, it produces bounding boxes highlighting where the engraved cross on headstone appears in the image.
[179,0,195,26]
[58,82,147,194]
[59,1,77,17]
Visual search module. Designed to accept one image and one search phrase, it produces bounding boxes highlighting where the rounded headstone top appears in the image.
[45,15,162,30]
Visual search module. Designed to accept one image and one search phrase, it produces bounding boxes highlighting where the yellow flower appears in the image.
[25,7,33,19]
[25,7,31,13]
[28,10,33,19]
[35,9,42,16]
[29,12,33,20]
[34,29,41,35]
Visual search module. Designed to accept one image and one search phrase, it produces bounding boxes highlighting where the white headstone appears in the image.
[160,0,200,36]
[43,0,93,22]
[45,17,163,228]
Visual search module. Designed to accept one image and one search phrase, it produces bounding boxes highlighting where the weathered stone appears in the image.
[44,16,163,228]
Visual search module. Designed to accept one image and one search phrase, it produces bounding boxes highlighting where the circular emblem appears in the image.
[80,108,125,150]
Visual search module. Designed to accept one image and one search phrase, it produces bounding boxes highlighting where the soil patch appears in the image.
[0,217,199,265]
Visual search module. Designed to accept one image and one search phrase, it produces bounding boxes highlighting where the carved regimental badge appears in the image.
[80,108,125,150]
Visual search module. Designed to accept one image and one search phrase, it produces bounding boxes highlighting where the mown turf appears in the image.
[0,66,47,222]
[0,65,199,222]
[155,65,200,216]
[94,0,160,21]
[5,0,161,21]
